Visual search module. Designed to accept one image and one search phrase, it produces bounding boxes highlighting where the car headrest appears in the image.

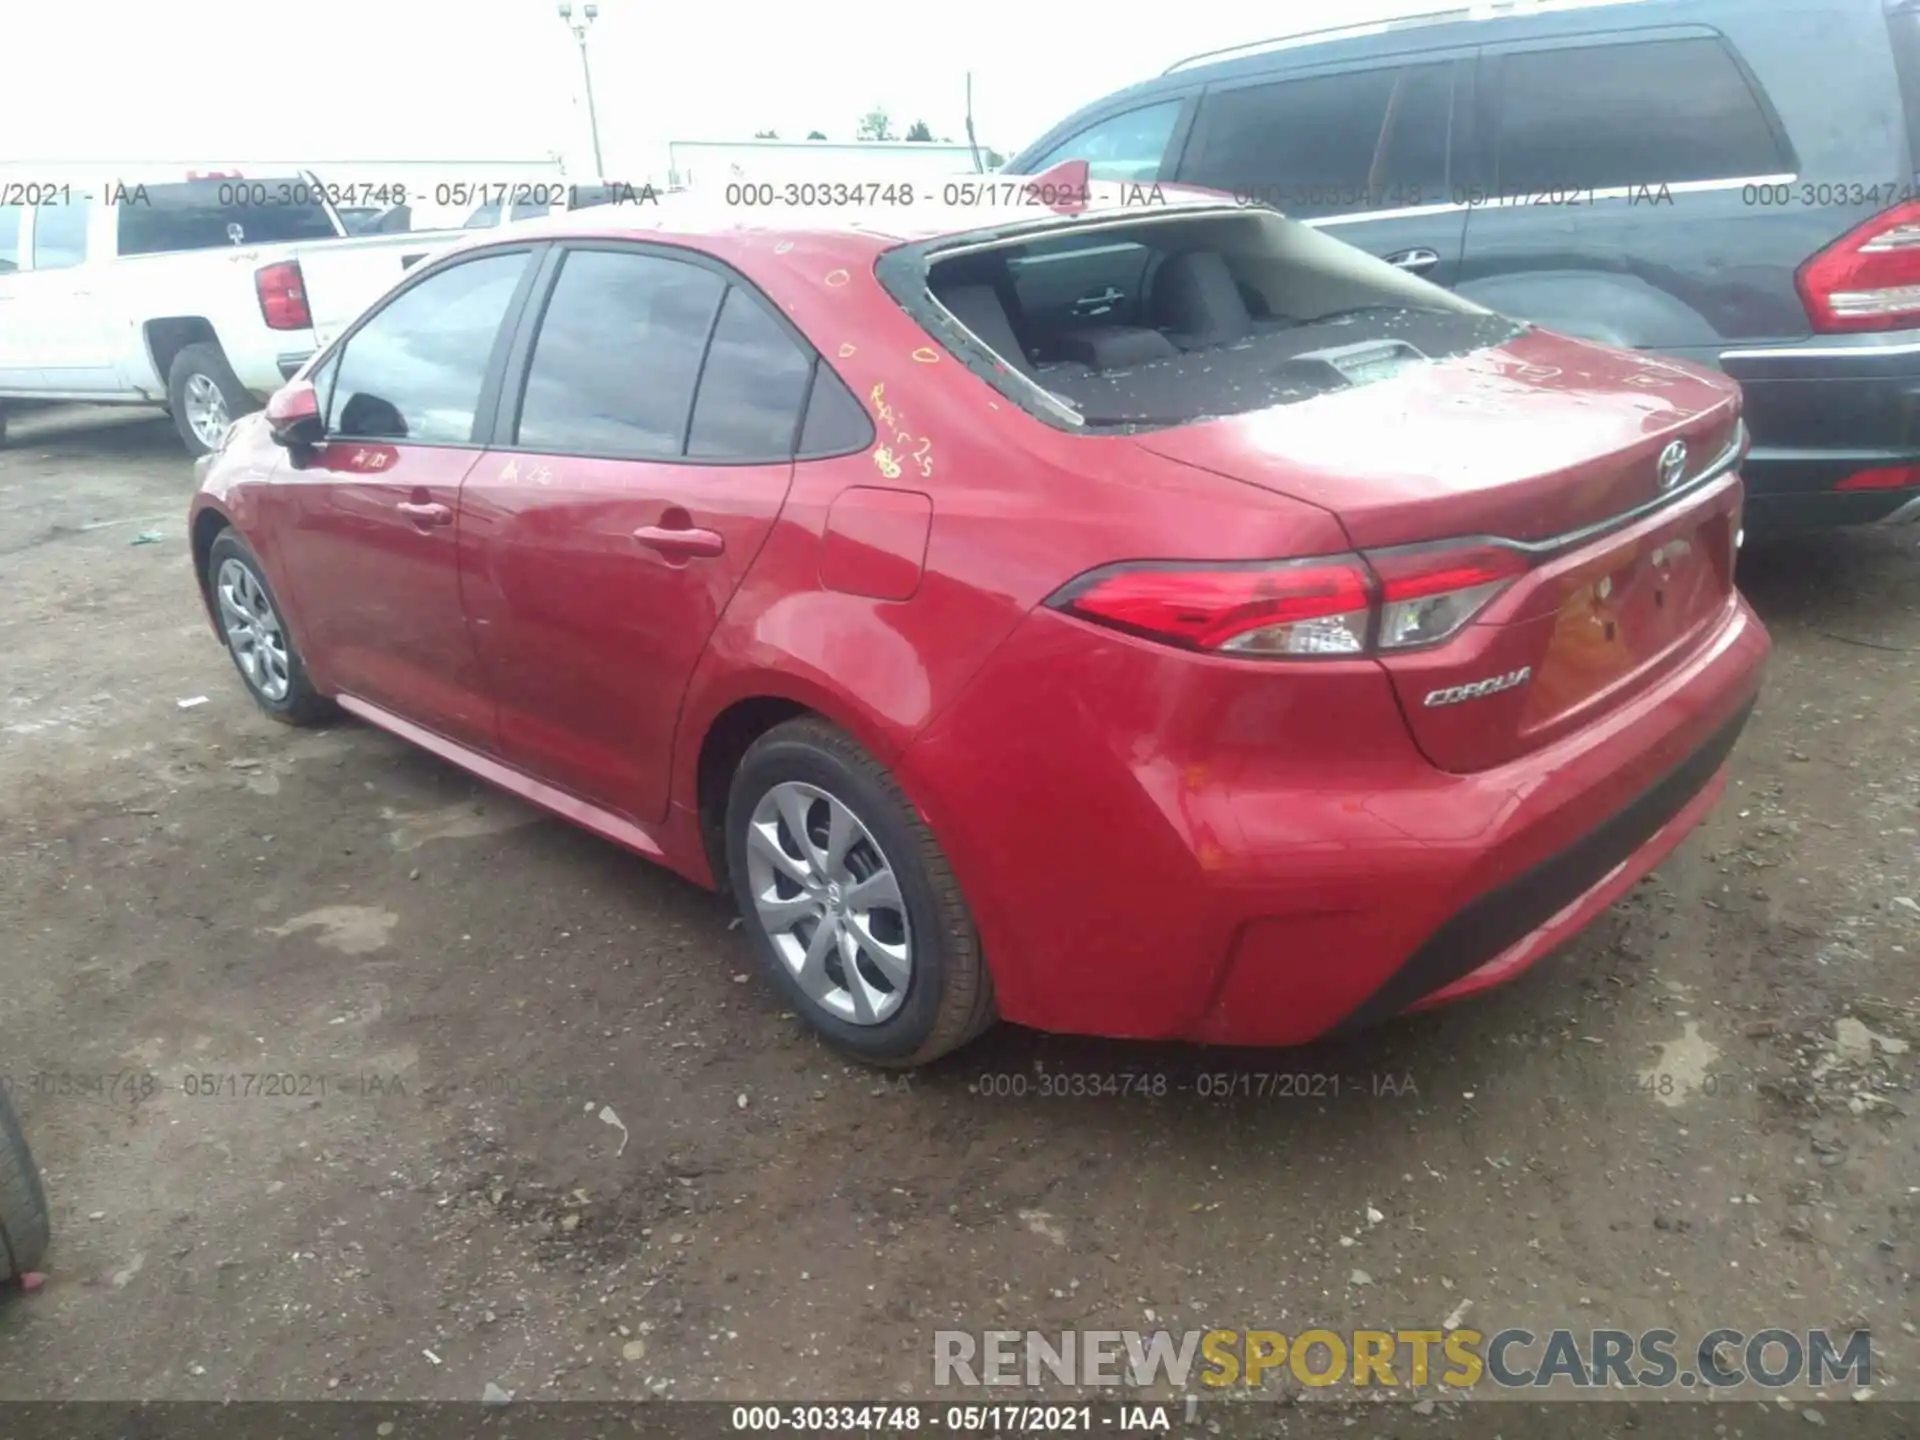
[1151,251,1252,347]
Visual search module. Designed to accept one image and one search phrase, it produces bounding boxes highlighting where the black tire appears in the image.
[0,1088,49,1283]
[725,718,995,1067]
[167,342,257,457]
[206,530,334,726]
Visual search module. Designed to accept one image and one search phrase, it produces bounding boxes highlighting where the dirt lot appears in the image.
[0,404,1917,1412]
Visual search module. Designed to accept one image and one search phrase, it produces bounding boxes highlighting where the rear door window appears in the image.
[33,198,92,269]
[686,286,815,460]
[1491,37,1788,192]
[515,248,726,458]
[797,367,872,457]
[327,251,529,443]
[1025,100,1184,182]
[1179,63,1455,216]
[117,179,337,256]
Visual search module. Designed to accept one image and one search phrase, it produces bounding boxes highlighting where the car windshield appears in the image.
[117,177,339,256]
[889,209,1524,432]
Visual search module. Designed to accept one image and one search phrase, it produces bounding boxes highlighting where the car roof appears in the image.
[447,179,1240,261]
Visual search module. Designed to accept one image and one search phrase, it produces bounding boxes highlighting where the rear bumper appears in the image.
[1327,693,1752,1035]
[899,592,1769,1048]
[1720,332,1920,528]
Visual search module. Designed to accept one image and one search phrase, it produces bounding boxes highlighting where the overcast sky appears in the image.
[1,0,1466,178]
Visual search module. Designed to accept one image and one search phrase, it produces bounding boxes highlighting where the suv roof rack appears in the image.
[1160,0,1648,75]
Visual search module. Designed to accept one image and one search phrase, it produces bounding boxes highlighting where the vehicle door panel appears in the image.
[280,440,498,746]
[460,449,793,822]
[1008,240,1156,332]
[265,247,537,752]
[458,245,808,824]
[16,197,121,393]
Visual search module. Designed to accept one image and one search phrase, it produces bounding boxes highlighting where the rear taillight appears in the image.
[1368,543,1532,650]
[1797,201,1920,332]
[256,260,311,331]
[1052,556,1374,656]
[1048,542,1527,659]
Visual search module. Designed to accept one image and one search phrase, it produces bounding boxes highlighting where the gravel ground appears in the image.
[0,405,1916,1416]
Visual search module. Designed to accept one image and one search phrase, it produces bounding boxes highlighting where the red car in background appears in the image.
[188,177,1768,1066]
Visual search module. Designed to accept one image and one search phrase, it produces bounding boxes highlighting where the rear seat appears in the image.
[1149,251,1292,351]
[934,273,1181,381]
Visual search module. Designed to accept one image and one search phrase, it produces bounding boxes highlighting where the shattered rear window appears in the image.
[881,209,1527,433]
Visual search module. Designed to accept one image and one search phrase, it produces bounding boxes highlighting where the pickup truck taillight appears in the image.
[1797,201,1920,332]
[256,260,312,331]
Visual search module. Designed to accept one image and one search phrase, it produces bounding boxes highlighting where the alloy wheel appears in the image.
[184,373,230,451]
[216,557,292,702]
[743,781,913,1025]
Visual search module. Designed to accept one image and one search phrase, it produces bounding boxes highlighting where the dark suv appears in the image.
[1009,0,1920,531]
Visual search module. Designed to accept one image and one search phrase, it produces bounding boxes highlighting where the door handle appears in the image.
[1072,286,1125,316]
[633,523,725,559]
[396,500,453,527]
[1385,248,1441,274]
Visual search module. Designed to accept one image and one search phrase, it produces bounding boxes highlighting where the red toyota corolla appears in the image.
[189,178,1768,1066]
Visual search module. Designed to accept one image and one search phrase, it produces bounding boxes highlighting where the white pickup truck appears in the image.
[0,168,463,454]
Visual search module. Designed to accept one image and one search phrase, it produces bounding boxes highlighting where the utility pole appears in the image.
[557,2,605,180]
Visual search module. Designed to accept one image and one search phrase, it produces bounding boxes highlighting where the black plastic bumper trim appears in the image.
[1331,694,1757,1036]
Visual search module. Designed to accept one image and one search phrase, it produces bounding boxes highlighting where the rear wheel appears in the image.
[167,343,256,457]
[725,718,994,1066]
[207,530,333,726]
[0,1087,49,1283]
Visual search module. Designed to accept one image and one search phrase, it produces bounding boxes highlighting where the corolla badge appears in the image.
[1424,667,1532,708]
[1657,439,1689,492]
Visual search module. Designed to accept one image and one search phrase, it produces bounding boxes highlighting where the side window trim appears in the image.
[315,242,546,448]
[486,243,567,449]
[1479,27,1798,194]
[490,238,869,465]
[471,245,560,446]
[791,360,823,459]
[675,282,734,457]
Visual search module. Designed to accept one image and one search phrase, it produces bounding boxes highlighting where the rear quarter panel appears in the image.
[668,227,1353,851]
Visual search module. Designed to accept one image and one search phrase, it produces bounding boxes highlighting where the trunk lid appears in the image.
[1131,329,1742,549]
[1133,329,1747,773]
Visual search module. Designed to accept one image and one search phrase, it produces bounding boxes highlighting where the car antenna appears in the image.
[965,71,984,174]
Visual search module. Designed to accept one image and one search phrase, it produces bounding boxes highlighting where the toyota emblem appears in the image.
[1657,439,1689,492]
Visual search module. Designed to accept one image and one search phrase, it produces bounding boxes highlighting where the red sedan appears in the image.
[188,179,1769,1066]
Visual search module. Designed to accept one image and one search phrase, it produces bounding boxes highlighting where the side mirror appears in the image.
[266,379,324,452]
